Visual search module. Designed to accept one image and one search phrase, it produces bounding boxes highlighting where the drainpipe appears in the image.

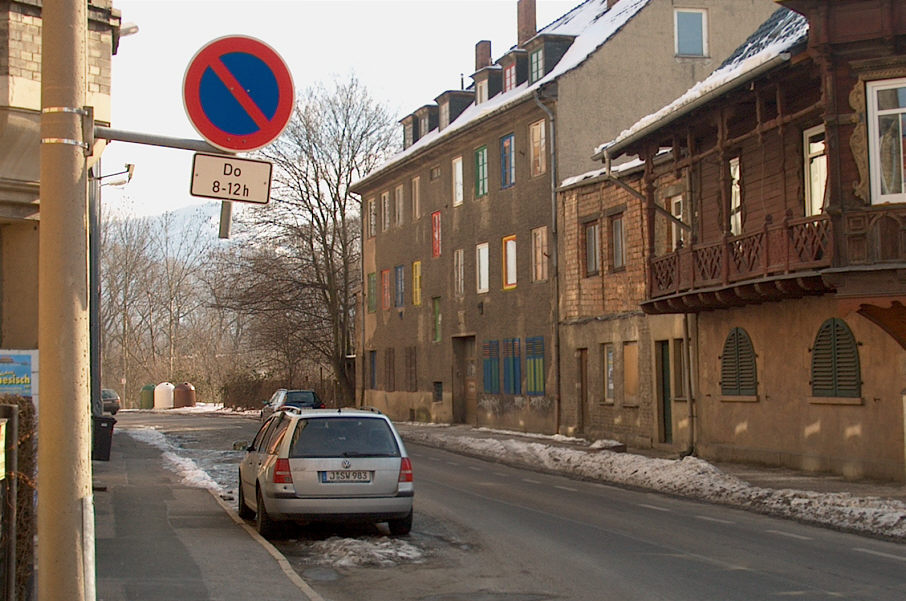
[533,87,560,433]
[359,211,366,408]
[683,312,697,456]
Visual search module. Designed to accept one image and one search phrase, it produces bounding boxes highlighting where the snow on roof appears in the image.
[354,0,651,187]
[600,8,809,159]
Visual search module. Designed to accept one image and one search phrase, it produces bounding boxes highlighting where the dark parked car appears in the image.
[101,388,120,415]
[260,388,325,421]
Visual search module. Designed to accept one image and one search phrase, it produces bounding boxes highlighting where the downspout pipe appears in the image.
[533,87,560,434]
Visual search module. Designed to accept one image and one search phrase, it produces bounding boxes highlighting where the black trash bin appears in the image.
[92,415,116,461]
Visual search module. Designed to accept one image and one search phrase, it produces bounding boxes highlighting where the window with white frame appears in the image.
[675,8,708,57]
[476,242,489,293]
[803,125,827,216]
[729,156,742,235]
[394,184,404,226]
[366,198,376,238]
[419,114,429,137]
[504,63,516,92]
[452,156,463,206]
[670,195,685,250]
[454,248,465,297]
[439,102,450,130]
[381,191,391,231]
[476,79,488,104]
[530,119,546,177]
[404,122,414,148]
[530,48,544,83]
[411,176,421,220]
[867,78,906,204]
[503,235,517,289]
[531,225,548,282]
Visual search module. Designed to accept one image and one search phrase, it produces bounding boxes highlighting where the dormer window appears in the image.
[440,102,450,130]
[504,64,516,92]
[476,80,489,104]
[529,48,544,83]
[404,122,414,148]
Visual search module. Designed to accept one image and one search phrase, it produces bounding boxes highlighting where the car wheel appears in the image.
[237,472,254,520]
[255,486,277,538]
[388,510,413,536]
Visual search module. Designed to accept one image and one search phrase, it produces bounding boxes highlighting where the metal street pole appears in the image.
[39,1,95,600]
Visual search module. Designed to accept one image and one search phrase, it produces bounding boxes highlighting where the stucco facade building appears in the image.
[353,0,778,436]
[1,0,120,350]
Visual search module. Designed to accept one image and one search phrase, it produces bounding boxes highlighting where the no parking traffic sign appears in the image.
[183,36,294,153]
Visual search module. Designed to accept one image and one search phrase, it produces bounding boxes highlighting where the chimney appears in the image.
[517,0,536,47]
[475,40,492,71]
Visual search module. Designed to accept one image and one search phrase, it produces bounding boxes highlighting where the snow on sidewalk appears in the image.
[399,423,906,541]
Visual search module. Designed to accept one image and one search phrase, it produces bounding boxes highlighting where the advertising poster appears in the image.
[0,350,39,410]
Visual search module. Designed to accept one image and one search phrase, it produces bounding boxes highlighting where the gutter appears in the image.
[596,53,792,162]
[533,86,561,435]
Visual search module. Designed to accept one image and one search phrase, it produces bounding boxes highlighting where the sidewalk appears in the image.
[93,432,322,601]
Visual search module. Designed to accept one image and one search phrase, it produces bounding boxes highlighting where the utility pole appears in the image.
[38,1,95,599]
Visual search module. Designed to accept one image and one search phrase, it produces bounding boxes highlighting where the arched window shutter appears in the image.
[721,327,757,396]
[811,318,861,398]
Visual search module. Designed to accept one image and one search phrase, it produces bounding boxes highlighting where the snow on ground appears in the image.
[400,425,906,541]
[124,427,227,494]
[298,537,425,568]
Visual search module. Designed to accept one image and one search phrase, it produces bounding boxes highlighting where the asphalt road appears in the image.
[110,412,906,601]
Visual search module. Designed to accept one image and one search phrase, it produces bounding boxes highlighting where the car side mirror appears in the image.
[232,440,250,451]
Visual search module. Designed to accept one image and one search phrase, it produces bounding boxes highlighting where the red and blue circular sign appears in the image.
[183,36,294,153]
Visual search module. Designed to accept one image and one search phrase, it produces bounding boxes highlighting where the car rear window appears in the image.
[284,390,318,406]
[288,417,400,458]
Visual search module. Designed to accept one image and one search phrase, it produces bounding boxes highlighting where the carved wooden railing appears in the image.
[650,214,834,299]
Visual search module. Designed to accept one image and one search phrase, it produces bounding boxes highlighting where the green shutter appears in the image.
[811,318,861,397]
[721,327,757,396]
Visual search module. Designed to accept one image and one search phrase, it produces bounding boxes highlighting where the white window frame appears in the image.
[803,125,827,215]
[476,243,489,294]
[454,248,465,297]
[674,8,708,57]
[612,214,625,270]
[670,195,685,249]
[530,119,546,177]
[439,102,450,130]
[531,225,548,282]
[394,184,404,227]
[867,77,906,204]
[411,176,421,220]
[381,191,391,231]
[419,114,429,137]
[404,122,414,148]
[584,221,600,277]
[729,156,742,235]
[452,155,463,206]
[476,79,488,104]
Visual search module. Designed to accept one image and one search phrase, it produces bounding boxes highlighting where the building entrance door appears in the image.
[452,336,476,424]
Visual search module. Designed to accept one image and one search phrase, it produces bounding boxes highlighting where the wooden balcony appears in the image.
[644,213,835,313]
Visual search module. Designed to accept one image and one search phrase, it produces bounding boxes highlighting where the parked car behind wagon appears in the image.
[259,388,325,421]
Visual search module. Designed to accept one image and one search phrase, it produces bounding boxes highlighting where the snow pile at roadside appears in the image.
[301,537,424,568]
[400,427,906,541]
[125,427,225,494]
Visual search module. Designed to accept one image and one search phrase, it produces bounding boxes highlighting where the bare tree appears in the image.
[228,75,398,399]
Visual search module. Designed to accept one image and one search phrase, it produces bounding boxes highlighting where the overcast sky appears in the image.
[101,0,577,217]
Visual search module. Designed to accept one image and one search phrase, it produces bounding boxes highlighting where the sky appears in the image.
[101,0,578,217]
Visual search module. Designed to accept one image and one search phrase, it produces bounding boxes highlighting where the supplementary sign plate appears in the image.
[191,153,272,204]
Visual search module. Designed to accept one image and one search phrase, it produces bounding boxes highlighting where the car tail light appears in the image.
[273,458,293,483]
[398,457,413,483]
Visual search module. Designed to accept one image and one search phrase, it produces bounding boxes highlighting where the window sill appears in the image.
[809,396,863,406]
[720,395,759,403]
[599,400,615,406]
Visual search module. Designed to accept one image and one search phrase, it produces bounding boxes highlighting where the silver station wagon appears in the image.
[238,408,414,537]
